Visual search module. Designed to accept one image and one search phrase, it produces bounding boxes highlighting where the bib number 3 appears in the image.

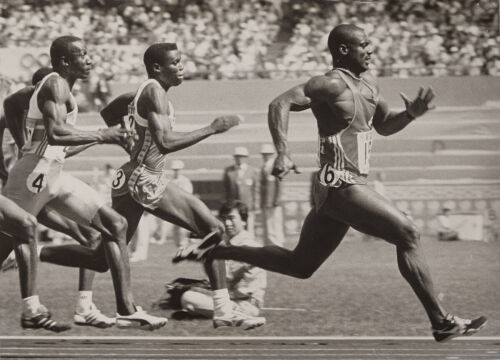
[111,169,126,190]
[26,172,47,193]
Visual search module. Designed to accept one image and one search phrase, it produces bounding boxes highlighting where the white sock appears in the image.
[37,245,43,258]
[22,295,41,317]
[212,288,232,318]
[76,291,93,313]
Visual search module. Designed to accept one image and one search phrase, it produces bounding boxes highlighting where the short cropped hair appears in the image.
[50,35,82,68]
[32,67,53,85]
[219,201,248,223]
[143,43,178,75]
[327,24,363,57]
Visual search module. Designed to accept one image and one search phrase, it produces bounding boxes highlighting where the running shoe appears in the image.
[116,306,167,330]
[74,303,115,328]
[432,314,487,342]
[21,306,71,333]
[172,231,221,263]
[213,310,266,330]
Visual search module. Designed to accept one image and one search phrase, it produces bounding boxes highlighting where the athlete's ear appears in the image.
[152,62,162,74]
[339,44,349,56]
[59,55,70,68]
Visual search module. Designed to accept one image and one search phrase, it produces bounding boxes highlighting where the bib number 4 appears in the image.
[26,172,47,193]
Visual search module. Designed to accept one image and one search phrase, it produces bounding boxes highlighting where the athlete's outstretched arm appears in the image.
[142,85,240,154]
[267,83,313,180]
[373,87,435,136]
[64,143,97,158]
[268,83,311,155]
[39,77,131,146]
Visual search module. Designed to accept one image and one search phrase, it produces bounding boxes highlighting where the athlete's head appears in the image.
[143,43,184,88]
[32,67,53,85]
[219,201,248,239]
[50,36,92,80]
[327,24,372,74]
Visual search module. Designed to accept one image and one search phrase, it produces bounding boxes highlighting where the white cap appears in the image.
[233,146,249,157]
[171,160,185,170]
[260,144,274,154]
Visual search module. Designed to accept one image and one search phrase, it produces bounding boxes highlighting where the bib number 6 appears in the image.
[26,172,47,193]
[318,163,341,187]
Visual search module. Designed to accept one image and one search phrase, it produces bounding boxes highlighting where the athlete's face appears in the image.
[346,30,372,73]
[67,41,92,80]
[159,50,184,87]
[221,209,245,240]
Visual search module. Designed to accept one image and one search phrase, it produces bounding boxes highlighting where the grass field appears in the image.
[0,236,498,337]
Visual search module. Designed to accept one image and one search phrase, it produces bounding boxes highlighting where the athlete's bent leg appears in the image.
[209,209,349,279]
[322,184,448,328]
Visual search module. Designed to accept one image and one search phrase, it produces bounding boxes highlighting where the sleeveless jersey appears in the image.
[124,79,174,171]
[22,72,78,163]
[317,69,379,186]
[111,79,174,209]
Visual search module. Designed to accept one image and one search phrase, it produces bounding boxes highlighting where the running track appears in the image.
[1,336,499,359]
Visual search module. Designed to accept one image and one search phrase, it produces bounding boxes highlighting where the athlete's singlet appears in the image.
[316,69,379,187]
[111,79,175,209]
[3,72,105,221]
[22,72,77,163]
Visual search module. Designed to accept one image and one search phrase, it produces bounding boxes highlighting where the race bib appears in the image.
[26,171,48,193]
[122,113,136,132]
[318,163,341,188]
[111,169,126,190]
[356,130,374,175]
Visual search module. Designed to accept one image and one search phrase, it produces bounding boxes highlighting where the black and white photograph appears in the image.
[0,0,498,359]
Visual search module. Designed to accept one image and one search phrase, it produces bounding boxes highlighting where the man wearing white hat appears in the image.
[260,144,284,246]
[223,146,258,237]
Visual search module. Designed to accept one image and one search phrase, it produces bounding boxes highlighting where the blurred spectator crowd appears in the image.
[0,0,498,95]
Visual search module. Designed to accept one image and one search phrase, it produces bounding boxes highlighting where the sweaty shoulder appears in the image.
[304,72,346,101]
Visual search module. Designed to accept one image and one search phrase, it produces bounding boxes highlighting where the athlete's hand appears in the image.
[211,115,244,133]
[272,153,300,180]
[400,86,436,119]
[98,128,136,144]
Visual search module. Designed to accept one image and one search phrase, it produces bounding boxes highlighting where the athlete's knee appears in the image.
[289,255,317,279]
[107,214,128,240]
[17,214,37,242]
[293,264,316,279]
[398,220,420,250]
[93,258,110,273]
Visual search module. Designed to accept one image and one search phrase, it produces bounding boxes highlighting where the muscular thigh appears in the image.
[2,155,59,215]
[322,184,413,243]
[148,182,220,236]
[47,172,106,226]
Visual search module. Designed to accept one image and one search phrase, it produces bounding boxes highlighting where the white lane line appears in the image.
[1,336,499,340]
